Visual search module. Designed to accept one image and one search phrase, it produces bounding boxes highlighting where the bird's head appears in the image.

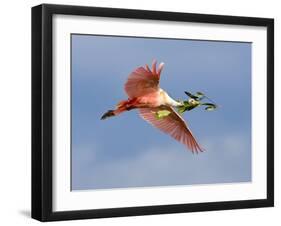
[176,91,218,114]
[188,98,200,107]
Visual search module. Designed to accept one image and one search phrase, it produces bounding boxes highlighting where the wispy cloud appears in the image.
[72,133,251,190]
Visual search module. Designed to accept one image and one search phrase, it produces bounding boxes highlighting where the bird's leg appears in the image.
[101,98,139,120]
[101,110,115,120]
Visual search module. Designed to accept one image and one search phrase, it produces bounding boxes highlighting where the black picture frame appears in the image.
[32,3,274,222]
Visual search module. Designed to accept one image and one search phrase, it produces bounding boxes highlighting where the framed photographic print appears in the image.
[31,4,274,221]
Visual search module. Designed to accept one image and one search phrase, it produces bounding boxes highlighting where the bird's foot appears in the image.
[101,110,115,120]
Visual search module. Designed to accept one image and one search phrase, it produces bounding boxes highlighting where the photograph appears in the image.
[71,34,252,190]
[0,0,277,224]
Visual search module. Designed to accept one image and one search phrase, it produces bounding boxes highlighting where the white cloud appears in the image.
[72,133,251,190]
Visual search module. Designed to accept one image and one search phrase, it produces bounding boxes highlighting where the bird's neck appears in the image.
[161,90,183,107]
[170,99,183,107]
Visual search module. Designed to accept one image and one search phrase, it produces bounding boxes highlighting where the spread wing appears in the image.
[124,60,164,98]
[139,106,203,153]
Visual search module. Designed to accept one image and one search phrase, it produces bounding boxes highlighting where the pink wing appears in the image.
[124,60,164,98]
[139,106,203,153]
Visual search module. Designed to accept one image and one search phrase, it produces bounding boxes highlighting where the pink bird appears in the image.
[101,60,203,153]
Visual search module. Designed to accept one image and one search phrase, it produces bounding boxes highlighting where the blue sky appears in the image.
[71,34,252,190]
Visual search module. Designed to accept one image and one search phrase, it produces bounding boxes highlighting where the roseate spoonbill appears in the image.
[101,61,205,153]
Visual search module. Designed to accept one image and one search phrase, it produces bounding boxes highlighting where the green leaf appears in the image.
[196,92,204,96]
[201,103,217,111]
[184,91,197,99]
[155,110,171,119]
[177,106,186,114]
[185,91,206,101]
[195,92,205,100]
[176,102,197,114]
